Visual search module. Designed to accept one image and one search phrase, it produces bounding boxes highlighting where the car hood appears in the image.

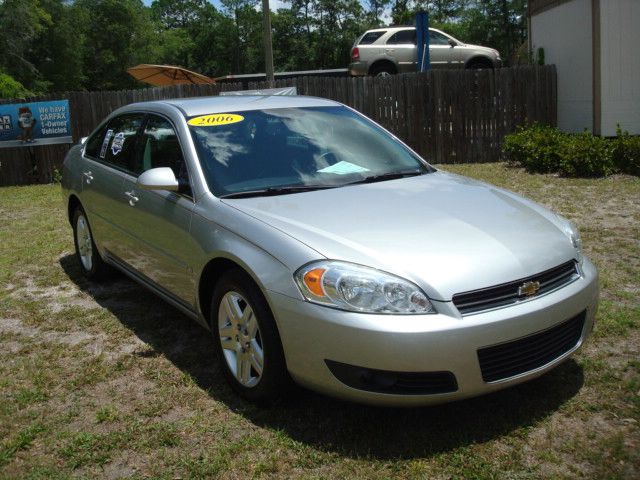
[222,171,576,301]
[463,44,499,56]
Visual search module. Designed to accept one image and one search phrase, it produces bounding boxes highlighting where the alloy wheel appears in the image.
[75,214,93,271]
[217,291,264,387]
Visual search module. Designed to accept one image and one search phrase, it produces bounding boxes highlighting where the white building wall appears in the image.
[531,0,593,133]
[599,0,640,136]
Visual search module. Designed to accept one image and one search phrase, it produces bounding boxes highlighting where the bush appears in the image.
[503,124,639,177]
[558,131,615,177]
[613,127,640,176]
[502,124,563,173]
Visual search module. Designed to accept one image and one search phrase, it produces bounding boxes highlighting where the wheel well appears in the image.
[369,60,397,75]
[198,258,246,324]
[68,195,81,225]
[465,56,494,69]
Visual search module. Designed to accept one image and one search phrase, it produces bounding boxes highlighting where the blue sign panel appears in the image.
[0,99,72,149]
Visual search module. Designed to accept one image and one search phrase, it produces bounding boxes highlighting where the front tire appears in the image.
[72,207,110,280]
[210,269,291,404]
[466,58,494,70]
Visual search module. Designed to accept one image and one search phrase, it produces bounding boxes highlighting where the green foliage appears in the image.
[441,0,526,62]
[502,124,563,173]
[0,72,34,99]
[0,0,529,93]
[537,47,545,66]
[0,0,52,93]
[613,126,640,176]
[75,0,160,91]
[503,124,640,178]
[558,131,615,177]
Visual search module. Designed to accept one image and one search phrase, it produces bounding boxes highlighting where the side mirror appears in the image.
[448,39,457,48]
[137,167,179,191]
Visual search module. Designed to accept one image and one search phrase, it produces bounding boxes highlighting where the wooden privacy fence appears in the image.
[0,66,556,187]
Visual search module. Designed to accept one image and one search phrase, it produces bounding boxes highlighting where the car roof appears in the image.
[122,95,341,118]
[364,26,442,33]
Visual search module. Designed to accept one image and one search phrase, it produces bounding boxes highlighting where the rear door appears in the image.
[385,29,416,73]
[118,114,197,306]
[79,113,145,256]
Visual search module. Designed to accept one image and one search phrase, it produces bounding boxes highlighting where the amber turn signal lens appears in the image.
[303,268,326,297]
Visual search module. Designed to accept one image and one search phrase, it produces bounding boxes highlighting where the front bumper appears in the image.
[270,259,599,406]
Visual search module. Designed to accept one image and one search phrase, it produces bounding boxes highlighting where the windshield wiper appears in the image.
[345,169,425,186]
[219,185,337,199]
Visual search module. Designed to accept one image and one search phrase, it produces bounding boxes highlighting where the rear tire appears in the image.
[370,64,395,78]
[210,269,292,405]
[72,206,111,280]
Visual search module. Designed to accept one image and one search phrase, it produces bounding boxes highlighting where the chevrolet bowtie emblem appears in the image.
[518,280,541,297]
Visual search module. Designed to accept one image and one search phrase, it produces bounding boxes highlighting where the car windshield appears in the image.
[188,106,432,197]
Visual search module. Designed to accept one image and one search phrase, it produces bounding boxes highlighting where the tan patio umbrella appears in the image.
[126,64,215,86]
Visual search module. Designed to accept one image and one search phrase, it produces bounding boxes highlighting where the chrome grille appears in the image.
[452,261,579,315]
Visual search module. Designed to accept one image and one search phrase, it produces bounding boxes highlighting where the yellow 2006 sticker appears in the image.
[188,113,244,127]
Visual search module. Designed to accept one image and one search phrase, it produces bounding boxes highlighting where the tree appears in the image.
[151,0,208,30]
[314,0,364,68]
[31,0,86,92]
[189,5,237,77]
[415,0,467,24]
[0,71,34,99]
[391,0,411,25]
[272,8,310,71]
[456,0,526,63]
[220,0,260,74]
[365,0,391,25]
[73,0,159,90]
[0,0,52,92]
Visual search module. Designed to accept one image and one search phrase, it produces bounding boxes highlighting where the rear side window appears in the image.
[84,123,109,159]
[101,114,145,172]
[359,31,385,45]
[386,29,416,45]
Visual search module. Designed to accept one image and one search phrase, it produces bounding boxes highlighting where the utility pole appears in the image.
[262,0,275,86]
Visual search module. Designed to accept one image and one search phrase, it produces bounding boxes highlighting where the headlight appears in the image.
[561,220,583,263]
[294,261,435,314]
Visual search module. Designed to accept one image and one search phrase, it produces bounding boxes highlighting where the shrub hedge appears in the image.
[502,124,640,177]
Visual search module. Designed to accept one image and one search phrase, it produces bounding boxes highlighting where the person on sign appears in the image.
[18,106,36,143]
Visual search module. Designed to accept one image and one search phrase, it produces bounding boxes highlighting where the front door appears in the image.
[118,114,197,306]
[429,30,457,68]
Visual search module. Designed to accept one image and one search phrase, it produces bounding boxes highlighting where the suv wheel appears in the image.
[466,58,494,70]
[370,64,395,78]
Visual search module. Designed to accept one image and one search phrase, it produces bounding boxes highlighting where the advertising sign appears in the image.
[0,99,72,148]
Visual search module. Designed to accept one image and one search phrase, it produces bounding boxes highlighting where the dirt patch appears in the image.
[0,317,103,347]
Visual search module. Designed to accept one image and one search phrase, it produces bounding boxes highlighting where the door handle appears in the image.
[82,171,93,184]
[124,190,139,206]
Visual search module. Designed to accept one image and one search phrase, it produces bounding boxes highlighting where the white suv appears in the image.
[349,26,502,76]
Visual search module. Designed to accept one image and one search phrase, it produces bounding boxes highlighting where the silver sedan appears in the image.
[61,95,598,406]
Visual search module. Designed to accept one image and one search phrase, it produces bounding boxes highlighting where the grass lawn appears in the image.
[0,163,638,479]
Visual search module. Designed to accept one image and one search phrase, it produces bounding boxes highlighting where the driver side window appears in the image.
[429,31,451,46]
[135,115,191,194]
